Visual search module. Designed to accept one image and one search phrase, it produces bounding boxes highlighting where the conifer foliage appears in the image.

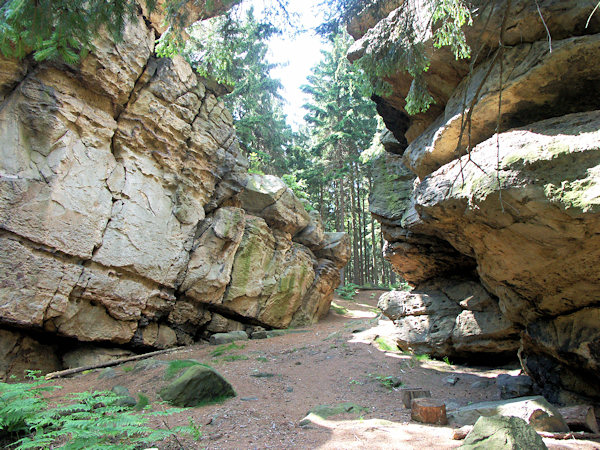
[293,31,396,286]
[185,9,295,174]
[0,0,157,63]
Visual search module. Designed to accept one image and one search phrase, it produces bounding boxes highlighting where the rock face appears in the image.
[0,9,349,378]
[359,0,600,401]
[378,278,519,360]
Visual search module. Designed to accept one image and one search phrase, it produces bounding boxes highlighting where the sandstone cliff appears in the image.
[0,6,349,378]
[357,0,600,404]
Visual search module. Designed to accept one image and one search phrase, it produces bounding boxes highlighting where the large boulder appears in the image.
[315,232,352,269]
[159,364,235,407]
[239,174,310,236]
[460,415,548,450]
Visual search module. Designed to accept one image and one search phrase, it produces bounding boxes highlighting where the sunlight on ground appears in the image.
[331,301,378,319]
[343,309,378,319]
[303,414,458,450]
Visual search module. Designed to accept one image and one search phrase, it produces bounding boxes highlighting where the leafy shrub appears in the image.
[0,373,196,449]
[335,283,360,300]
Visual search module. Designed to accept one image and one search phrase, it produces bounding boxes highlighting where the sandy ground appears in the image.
[45,291,600,449]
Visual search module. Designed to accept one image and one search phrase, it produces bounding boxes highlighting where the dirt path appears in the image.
[50,291,600,449]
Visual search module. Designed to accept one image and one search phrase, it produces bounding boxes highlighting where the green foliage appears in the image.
[415,353,431,362]
[335,283,360,300]
[180,9,295,175]
[134,393,150,412]
[210,342,246,357]
[337,0,473,115]
[375,337,399,352]
[367,373,402,390]
[443,356,452,366]
[0,0,159,63]
[0,377,196,449]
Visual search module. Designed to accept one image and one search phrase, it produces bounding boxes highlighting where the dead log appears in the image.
[401,388,431,408]
[452,425,474,440]
[411,398,448,425]
[558,405,600,433]
[44,347,186,380]
[538,431,600,440]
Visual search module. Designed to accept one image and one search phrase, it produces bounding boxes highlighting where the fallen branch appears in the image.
[44,347,186,380]
[538,431,600,441]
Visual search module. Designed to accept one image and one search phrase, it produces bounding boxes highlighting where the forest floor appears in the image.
[48,290,600,449]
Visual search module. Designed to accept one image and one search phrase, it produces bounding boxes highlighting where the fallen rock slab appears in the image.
[448,396,569,432]
[209,331,248,346]
[460,415,548,450]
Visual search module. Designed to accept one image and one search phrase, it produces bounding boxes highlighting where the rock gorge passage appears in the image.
[0,0,600,414]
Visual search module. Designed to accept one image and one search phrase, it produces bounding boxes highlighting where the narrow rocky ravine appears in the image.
[38,292,600,449]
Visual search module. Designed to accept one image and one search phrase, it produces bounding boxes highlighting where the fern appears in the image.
[0,376,198,449]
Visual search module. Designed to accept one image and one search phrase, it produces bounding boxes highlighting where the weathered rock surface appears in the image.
[239,174,310,236]
[405,33,600,178]
[369,152,475,284]
[378,278,519,359]
[460,415,548,450]
[315,232,352,269]
[0,9,350,378]
[361,0,600,401]
[221,216,316,329]
[0,329,61,380]
[350,0,600,147]
[496,374,539,400]
[449,396,569,432]
[62,347,135,369]
[293,210,326,250]
[290,259,342,327]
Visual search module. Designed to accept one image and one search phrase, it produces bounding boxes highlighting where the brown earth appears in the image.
[44,291,600,449]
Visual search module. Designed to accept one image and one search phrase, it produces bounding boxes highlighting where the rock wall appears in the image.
[0,6,349,378]
[357,0,600,403]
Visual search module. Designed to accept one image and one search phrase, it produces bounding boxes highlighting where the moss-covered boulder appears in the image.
[460,416,547,450]
[159,365,235,407]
